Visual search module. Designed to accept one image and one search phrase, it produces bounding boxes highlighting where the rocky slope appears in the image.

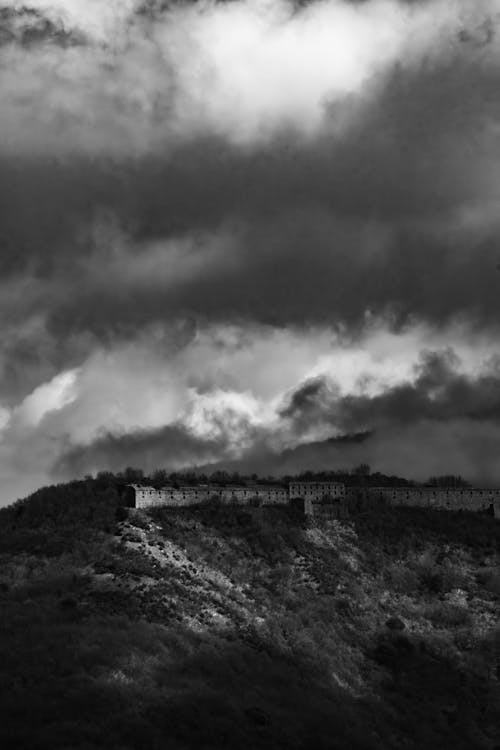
[0,481,498,749]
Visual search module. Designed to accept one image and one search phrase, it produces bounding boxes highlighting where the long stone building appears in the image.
[127,481,500,519]
[128,483,292,510]
[354,486,500,516]
[127,481,344,511]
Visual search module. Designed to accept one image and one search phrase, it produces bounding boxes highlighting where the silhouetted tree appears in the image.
[353,463,371,477]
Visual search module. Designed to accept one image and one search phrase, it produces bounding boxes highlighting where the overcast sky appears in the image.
[2,0,500,503]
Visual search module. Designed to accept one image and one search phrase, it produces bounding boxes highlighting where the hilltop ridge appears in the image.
[0,476,499,749]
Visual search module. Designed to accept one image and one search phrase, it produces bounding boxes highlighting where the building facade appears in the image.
[364,486,500,516]
[127,481,500,518]
[127,483,289,510]
[289,481,345,502]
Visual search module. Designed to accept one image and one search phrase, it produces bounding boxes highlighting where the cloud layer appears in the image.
[0,0,469,152]
[2,0,500,502]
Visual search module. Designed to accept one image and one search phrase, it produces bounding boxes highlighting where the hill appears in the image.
[0,477,499,749]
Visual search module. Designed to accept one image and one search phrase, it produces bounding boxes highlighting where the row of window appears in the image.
[139,489,287,497]
[139,487,497,498]
[380,490,495,497]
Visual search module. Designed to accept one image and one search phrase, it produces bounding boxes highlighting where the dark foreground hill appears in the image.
[0,478,499,750]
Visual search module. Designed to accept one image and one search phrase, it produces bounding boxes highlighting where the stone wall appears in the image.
[128,481,500,518]
[289,482,345,502]
[363,487,500,517]
[129,483,288,509]
[218,486,289,506]
[132,485,209,509]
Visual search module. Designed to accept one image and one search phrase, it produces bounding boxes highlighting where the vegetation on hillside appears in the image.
[0,477,498,749]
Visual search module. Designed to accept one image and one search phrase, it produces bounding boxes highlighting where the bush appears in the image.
[122,528,144,544]
[204,495,223,509]
[385,563,419,595]
[476,568,500,596]
[440,564,470,593]
[425,602,472,628]
[128,511,151,530]
[415,560,469,595]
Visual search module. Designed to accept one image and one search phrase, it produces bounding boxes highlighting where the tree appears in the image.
[123,467,144,482]
[353,463,371,477]
[152,469,168,486]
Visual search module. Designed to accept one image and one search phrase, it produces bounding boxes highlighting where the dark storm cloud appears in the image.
[184,350,500,484]
[53,422,231,479]
[281,351,500,434]
[4,0,500,501]
[51,348,500,486]
[4,47,500,243]
[221,420,500,486]
[48,208,500,338]
[3,40,500,356]
[280,376,340,419]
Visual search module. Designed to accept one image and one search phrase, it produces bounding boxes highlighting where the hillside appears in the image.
[0,478,499,750]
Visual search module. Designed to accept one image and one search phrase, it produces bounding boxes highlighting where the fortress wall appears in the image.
[133,487,165,508]
[258,487,289,505]
[289,482,345,502]
[344,487,377,512]
[130,482,500,517]
[134,486,209,508]
[218,487,248,505]
[366,487,500,515]
[215,486,288,506]
[160,488,213,507]
[132,484,289,509]
[218,487,266,505]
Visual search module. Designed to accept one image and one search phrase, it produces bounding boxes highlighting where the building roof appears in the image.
[291,480,344,485]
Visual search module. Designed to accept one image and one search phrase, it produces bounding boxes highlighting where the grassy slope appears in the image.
[0,486,499,750]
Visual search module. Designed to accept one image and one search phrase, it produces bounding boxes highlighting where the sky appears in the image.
[2,0,500,504]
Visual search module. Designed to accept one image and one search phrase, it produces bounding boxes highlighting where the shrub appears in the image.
[416,561,469,595]
[204,495,223,509]
[418,570,441,594]
[476,568,500,596]
[128,512,151,530]
[385,563,419,595]
[115,506,129,522]
[440,564,470,593]
[425,602,472,628]
[122,529,143,543]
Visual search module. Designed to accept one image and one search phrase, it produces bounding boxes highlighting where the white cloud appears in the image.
[16,368,79,426]
[163,0,412,142]
[0,406,11,432]
[0,0,496,153]
[0,316,499,504]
